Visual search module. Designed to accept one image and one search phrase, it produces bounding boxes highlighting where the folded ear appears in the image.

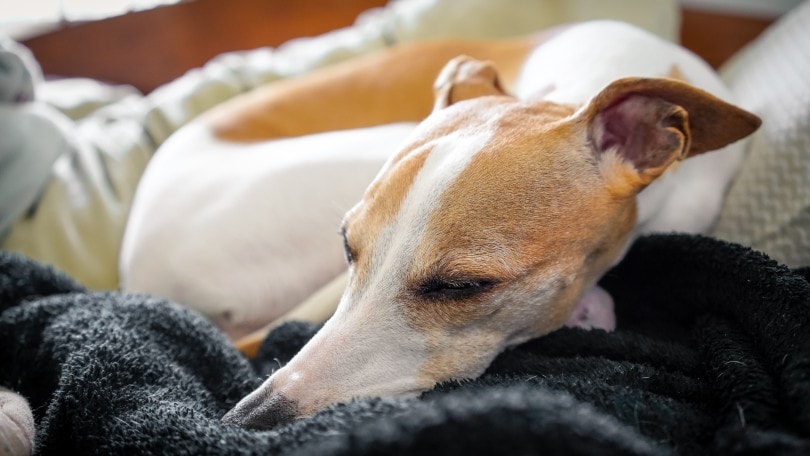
[582,77,761,192]
[433,56,507,111]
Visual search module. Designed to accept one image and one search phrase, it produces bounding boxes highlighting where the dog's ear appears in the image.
[581,77,761,192]
[433,56,507,111]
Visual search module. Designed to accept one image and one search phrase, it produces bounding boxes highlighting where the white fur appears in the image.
[120,123,415,339]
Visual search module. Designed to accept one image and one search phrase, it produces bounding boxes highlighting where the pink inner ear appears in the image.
[596,96,633,152]
[593,94,683,171]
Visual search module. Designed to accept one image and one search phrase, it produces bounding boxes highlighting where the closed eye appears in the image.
[417,277,498,301]
[340,226,355,265]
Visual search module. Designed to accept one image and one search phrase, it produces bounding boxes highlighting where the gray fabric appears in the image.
[714,0,810,267]
[0,41,51,238]
[0,105,65,237]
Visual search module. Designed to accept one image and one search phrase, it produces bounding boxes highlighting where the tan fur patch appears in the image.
[344,98,515,286]
[391,99,639,384]
[344,147,431,286]
[409,102,587,298]
[204,29,577,143]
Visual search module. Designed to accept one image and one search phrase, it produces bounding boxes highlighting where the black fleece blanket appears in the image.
[1,234,809,455]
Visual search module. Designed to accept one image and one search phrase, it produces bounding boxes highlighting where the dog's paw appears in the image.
[0,387,35,456]
[565,285,616,332]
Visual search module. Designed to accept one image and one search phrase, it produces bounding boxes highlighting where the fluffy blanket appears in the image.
[1,234,809,455]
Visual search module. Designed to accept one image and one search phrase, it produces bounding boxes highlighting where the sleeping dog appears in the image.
[119,21,759,429]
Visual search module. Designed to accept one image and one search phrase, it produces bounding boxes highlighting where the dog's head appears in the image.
[223,56,760,429]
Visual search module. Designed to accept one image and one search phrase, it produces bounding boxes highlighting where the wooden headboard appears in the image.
[21,0,389,93]
[20,0,774,94]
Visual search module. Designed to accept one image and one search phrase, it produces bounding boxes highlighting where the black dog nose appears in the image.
[221,388,298,431]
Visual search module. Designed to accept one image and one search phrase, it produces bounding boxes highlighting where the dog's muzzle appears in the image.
[221,383,298,430]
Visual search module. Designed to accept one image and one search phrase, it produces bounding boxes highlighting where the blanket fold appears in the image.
[1,234,809,455]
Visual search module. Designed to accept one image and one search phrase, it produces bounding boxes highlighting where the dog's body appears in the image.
[119,21,760,429]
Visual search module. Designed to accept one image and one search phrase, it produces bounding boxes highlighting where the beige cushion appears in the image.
[712,0,810,268]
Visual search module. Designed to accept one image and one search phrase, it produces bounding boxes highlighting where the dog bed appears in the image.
[2,233,808,455]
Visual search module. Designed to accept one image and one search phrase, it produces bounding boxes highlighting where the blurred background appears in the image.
[0,0,803,94]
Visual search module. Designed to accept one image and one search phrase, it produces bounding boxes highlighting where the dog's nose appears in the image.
[221,387,298,430]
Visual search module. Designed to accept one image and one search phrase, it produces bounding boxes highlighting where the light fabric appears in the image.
[713,0,810,267]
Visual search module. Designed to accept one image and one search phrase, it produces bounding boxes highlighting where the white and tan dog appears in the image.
[119,21,759,429]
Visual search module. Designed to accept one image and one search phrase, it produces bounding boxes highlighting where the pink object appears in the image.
[565,286,616,331]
